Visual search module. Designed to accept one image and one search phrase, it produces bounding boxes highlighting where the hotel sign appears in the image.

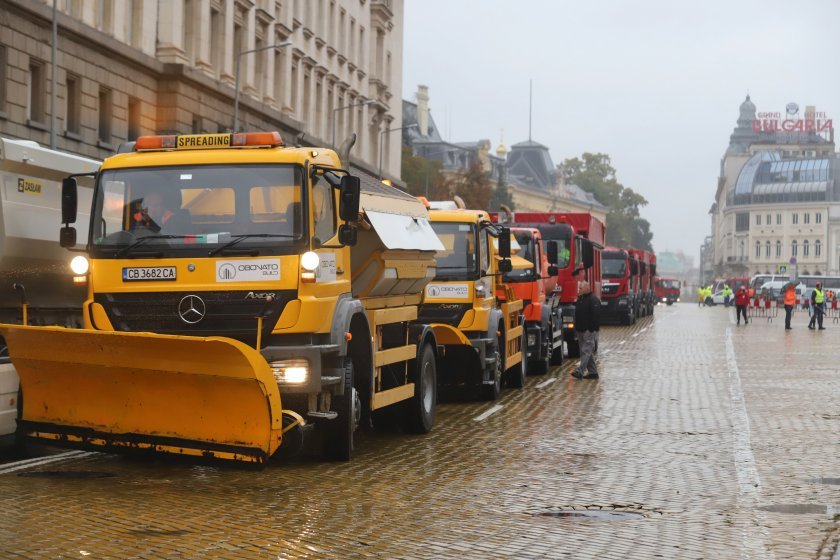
[752,103,833,133]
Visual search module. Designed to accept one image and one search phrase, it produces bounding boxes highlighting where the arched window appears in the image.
[792,240,798,257]
[803,240,809,257]
[815,239,821,257]
[765,241,770,257]
[775,240,781,258]
[755,241,760,258]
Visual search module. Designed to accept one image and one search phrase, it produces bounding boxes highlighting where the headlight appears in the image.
[301,251,320,271]
[70,255,89,275]
[270,359,309,384]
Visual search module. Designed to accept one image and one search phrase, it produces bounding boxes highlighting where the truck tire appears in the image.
[530,328,550,375]
[324,358,360,461]
[506,328,527,388]
[403,343,436,434]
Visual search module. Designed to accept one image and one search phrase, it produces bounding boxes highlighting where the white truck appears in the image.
[0,137,99,448]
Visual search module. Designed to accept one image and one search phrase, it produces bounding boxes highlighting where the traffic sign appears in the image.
[777,264,788,274]
[789,257,797,265]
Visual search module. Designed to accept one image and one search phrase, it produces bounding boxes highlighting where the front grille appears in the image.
[602,284,618,295]
[95,290,296,346]
[417,303,471,326]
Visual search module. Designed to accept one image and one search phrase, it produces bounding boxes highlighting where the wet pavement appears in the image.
[0,303,838,559]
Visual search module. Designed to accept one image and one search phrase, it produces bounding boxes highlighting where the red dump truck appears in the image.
[491,211,605,358]
[629,248,656,318]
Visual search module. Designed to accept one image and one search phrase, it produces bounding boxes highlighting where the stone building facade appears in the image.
[707,96,837,279]
[0,0,403,178]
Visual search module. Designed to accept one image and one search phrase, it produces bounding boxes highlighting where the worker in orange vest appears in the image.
[783,282,796,330]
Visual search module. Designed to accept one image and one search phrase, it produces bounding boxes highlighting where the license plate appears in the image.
[601,301,608,305]
[122,266,177,281]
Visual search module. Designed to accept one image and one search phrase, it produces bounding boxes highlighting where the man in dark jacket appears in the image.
[573,281,601,379]
[734,285,750,325]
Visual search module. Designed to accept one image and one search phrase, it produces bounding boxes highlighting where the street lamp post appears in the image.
[232,41,292,133]
[378,123,417,179]
[331,98,375,148]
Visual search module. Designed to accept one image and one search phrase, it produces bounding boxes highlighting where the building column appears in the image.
[220,0,235,85]
[263,22,277,105]
[278,45,293,114]
[156,0,188,63]
[195,0,214,75]
[242,5,257,96]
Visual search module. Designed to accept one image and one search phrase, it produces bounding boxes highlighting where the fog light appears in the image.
[270,359,309,384]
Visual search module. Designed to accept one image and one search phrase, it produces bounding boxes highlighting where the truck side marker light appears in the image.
[73,276,88,285]
[345,332,352,341]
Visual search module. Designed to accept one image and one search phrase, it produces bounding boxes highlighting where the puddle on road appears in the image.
[532,510,645,521]
[806,478,840,486]
[758,504,840,515]
[18,471,115,479]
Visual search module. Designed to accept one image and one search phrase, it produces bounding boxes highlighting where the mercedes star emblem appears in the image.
[178,295,206,324]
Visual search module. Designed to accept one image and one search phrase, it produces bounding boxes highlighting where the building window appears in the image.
[65,74,81,134]
[816,212,822,224]
[765,241,770,258]
[804,212,810,224]
[98,88,112,143]
[128,97,141,140]
[776,213,782,225]
[735,213,749,232]
[775,240,781,258]
[28,59,46,124]
[755,241,760,258]
[755,214,761,226]
[766,214,771,226]
[184,0,196,64]
[815,239,821,257]
[803,240,809,257]
[792,213,798,225]
[210,7,223,75]
[791,240,798,257]
[0,45,7,112]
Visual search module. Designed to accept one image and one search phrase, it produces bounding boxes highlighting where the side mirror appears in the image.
[546,240,558,265]
[339,175,361,222]
[60,226,77,248]
[498,258,512,273]
[548,265,558,276]
[497,226,511,259]
[581,241,594,268]
[62,177,78,224]
[338,224,357,246]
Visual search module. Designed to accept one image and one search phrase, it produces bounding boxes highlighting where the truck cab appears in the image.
[655,277,681,305]
[601,247,638,324]
[419,203,526,400]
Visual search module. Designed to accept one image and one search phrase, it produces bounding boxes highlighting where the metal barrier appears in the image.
[825,299,840,324]
[750,297,779,322]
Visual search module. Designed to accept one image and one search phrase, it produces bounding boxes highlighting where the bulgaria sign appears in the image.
[752,103,833,133]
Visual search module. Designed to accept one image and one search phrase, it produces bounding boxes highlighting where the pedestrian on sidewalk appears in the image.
[572,281,600,380]
[808,282,826,330]
[735,285,749,325]
[783,282,796,330]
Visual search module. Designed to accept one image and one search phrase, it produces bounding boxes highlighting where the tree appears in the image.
[562,153,653,251]
[488,166,515,212]
[401,146,445,198]
[441,161,493,210]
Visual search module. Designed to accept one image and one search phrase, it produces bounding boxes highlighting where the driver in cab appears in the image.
[133,191,175,233]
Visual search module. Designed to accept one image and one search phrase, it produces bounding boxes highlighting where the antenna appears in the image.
[529,80,533,142]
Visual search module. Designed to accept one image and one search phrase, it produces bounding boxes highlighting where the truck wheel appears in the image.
[666,301,674,306]
[324,358,359,461]
[403,343,436,434]
[530,329,550,375]
[506,328,527,388]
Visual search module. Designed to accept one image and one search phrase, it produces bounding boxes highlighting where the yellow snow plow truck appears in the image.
[0,131,444,466]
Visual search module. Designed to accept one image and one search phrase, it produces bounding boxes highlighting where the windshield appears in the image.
[431,222,478,280]
[658,279,679,289]
[542,232,571,269]
[602,253,627,278]
[90,164,307,256]
[505,230,537,282]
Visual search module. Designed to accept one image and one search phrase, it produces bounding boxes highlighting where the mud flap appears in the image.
[0,325,284,466]
[429,324,483,387]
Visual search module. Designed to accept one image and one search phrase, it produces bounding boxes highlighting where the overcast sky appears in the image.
[402,0,840,263]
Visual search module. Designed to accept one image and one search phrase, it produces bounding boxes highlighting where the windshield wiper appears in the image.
[207,233,297,257]
[115,235,194,258]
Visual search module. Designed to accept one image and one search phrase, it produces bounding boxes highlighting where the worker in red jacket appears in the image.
[735,285,750,325]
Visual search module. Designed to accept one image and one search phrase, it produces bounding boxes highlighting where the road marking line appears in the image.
[0,450,90,475]
[619,340,626,345]
[725,327,775,560]
[601,349,612,355]
[631,333,639,338]
[535,378,556,389]
[473,404,504,421]
[640,327,648,332]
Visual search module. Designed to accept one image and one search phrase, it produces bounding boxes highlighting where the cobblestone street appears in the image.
[1,304,838,559]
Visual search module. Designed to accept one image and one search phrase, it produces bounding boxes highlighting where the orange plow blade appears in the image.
[0,325,284,466]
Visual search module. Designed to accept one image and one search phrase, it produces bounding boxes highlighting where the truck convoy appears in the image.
[0,137,100,448]
[601,247,658,323]
[491,211,605,359]
[0,131,447,465]
[420,200,526,400]
[628,248,656,317]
